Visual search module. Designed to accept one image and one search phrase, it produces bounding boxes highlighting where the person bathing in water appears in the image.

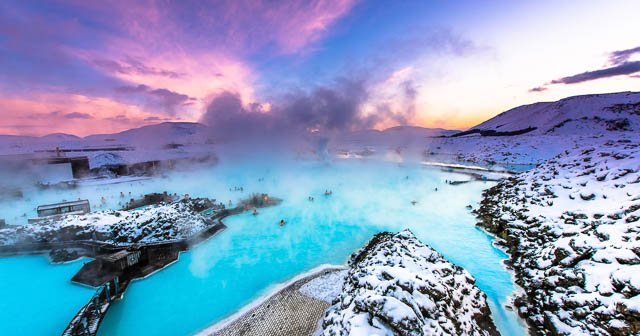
[279,219,286,226]
[324,190,332,196]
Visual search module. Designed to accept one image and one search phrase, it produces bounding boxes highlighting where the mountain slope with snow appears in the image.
[83,122,212,148]
[471,92,640,135]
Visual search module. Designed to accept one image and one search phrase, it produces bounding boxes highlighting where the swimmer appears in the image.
[252,209,259,215]
[229,200,233,206]
[279,219,286,226]
[434,187,438,191]
[101,196,107,203]
[120,192,125,198]
[411,201,417,205]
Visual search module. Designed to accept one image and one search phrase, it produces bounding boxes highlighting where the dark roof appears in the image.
[99,250,135,263]
[37,199,90,211]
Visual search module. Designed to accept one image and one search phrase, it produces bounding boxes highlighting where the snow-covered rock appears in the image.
[475,138,640,335]
[318,230,500,336]
[0,198,219,246]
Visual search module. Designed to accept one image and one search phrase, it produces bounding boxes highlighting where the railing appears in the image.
[62,277,120,336]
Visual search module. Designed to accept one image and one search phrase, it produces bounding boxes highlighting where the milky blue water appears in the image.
[0,159,526,336]
[0,256,95,335]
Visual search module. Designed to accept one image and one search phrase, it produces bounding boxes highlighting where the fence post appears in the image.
[81,316,89,336]
[105,282,111,303]
[93,292,100,317]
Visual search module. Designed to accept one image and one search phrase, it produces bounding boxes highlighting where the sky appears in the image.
[0,0,639,136]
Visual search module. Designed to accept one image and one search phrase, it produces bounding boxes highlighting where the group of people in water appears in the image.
[250,206,285,227]
[229,186,244,192]
[247,189,336,227]
[307,190,332,201]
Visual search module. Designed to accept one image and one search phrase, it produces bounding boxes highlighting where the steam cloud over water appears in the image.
[200,77,419,143]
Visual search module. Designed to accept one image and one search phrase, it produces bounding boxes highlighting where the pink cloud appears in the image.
[0,93,177,136]
[0,1,361,135]
[67,0,360,55]
[221,0,361,54]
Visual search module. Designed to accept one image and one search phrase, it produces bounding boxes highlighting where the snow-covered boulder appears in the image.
[318,230,500,336]
[475,137,640,335]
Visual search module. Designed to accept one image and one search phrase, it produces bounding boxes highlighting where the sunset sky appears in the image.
[1,0,639,136]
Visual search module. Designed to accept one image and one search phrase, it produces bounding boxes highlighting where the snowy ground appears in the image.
[299,270,348,303]
[475,137,640,335]
[318,230,500,336]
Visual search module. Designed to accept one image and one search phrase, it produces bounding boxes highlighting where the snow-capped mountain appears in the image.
[470,92,640,135]
[83,122,212,148]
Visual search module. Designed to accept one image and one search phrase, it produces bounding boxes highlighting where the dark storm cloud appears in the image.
[93,57,183,78]
[63,112,93,119]
[531,46,640,92]
[115,84,150,94]
[528,86,547,93]
[550,61,640,85]
[608,46,640,66]
[104,114,130,123]
[115,85,193,115]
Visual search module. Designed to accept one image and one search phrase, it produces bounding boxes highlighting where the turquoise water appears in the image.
[0,256,95,335]
[1,159,526,335]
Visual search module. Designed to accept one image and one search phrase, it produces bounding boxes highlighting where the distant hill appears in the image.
[333,126,457,147]
[83,122,212,148]
[467,91,640,136]
[4,90,639,156]
[0,122,213,154]
[382,125,459,137]
[41,133,81,141]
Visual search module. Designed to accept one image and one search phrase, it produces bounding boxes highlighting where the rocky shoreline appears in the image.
[474,138,640,335]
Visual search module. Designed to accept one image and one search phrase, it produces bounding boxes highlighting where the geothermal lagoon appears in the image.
[0,158,526,336]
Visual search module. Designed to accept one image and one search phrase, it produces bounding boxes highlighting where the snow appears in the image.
[0,198,218,246]
[476,136,640,335]
[473,91,640,135]
[299,270,348,303]
[318,230,498,336]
